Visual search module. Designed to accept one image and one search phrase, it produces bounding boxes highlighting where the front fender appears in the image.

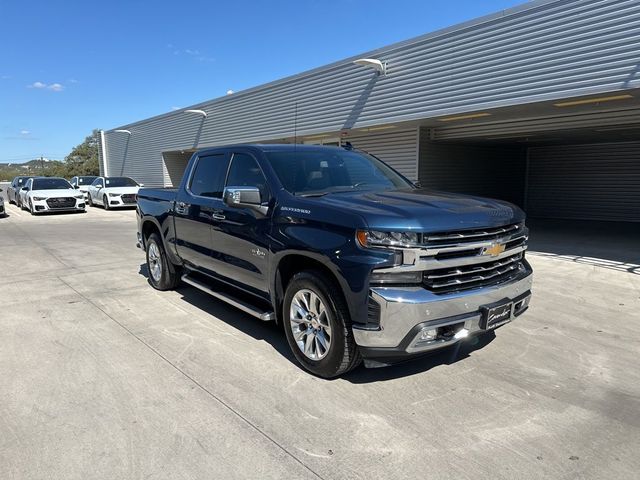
[270,223,394,328]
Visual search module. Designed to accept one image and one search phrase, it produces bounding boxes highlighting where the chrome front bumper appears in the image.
[352,267,533,355]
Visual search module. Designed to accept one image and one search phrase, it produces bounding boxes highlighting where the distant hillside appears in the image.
[0,159,65,181]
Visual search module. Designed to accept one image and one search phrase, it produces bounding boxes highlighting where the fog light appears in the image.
[419,328,438,341]
[454,328,469,340]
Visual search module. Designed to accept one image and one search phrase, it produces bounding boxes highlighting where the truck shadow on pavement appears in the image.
[140,262,495,382]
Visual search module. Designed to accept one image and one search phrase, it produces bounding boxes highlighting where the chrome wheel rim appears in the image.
[148,242,162,282]
[289,289,332,361]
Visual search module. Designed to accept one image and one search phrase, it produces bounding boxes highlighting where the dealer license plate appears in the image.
[481,301,513,330]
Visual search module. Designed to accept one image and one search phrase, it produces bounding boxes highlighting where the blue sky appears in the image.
[0,0,525,163]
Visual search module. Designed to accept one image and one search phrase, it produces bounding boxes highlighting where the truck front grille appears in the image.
[424,252,526,294]
[46,197,75,209]
[418,222,529,294]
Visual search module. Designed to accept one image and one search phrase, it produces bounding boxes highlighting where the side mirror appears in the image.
[73,185,80,189]
[21,187,28,191]
[139,183,144,187]
[223,186,267,215]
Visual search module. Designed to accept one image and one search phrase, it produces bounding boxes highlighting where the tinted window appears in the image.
[78,176,97,185]
[226,153,269,201]
[267,149,412,196]
[105,177,138,187]
[32,178,72,190]
[189,154,229,198]
[91,178,103,187]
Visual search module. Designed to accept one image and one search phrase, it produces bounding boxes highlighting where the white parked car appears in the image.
[87,176,141,210]
[69,175,98,201]
[21,177,86,215]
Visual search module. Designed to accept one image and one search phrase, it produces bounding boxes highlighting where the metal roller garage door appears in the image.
[527,141,640,222]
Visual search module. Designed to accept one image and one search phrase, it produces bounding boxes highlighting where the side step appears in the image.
[181,274,275,321]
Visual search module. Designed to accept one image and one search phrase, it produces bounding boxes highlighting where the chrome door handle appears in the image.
[211,213,226,221]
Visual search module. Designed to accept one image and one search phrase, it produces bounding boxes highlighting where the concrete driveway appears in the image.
[1,203,639,479]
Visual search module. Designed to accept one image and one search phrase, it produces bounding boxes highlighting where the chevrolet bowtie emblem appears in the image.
[483,243,506,257]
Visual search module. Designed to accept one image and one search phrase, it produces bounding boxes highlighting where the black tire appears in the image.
[87,193,94,207]
[282,270,361,378]
[103,195,109,210]
[145,232,181,291]
[29,200,36,215]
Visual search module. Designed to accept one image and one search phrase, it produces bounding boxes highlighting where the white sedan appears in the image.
[87,176,141,210]
[21,177,86,215]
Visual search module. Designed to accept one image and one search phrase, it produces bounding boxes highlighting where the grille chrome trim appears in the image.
[425,253,523,280]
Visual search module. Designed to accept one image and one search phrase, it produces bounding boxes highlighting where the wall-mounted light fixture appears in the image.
[353,58,387,76]
[184,109,207,117]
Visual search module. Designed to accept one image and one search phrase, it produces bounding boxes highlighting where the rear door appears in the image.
[174,152,231,273]
[208,151,272,295]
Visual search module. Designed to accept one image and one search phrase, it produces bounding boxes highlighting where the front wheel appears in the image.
[29,200,36,215]
[87,193,94,207]
[145,232,181,290]
[283,271,361,378]
[103,195,109,210]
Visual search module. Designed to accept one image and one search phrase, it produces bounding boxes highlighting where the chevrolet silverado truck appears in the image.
[136,144,533,378]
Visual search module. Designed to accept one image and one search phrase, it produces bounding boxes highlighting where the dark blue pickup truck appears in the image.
[137,144,533,378]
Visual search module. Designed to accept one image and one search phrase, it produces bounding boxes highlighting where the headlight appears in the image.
[356,230,421,248]
[33,196,47,201]
[74,195,84,199]
[108,193,120,197]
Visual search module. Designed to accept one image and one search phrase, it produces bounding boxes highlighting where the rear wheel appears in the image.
[103,195,109,210]
[283,271,361,378]
[146,232,181,290]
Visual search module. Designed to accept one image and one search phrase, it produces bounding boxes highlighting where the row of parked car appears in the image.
[3,175,142,215]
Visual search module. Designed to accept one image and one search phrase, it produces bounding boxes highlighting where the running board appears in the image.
[181,274,275,321]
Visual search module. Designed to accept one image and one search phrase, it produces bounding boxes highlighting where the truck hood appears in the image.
[308,188,525,232]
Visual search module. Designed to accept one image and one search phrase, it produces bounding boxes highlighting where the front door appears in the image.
[173,152,230,273]
[209,151,272,296]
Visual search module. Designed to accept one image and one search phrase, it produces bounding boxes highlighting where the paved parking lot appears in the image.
[1,203,639,479]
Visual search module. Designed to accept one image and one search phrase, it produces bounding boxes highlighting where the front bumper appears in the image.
[31,199,85,213]
[106,195,136,208]
[353,265,533,361]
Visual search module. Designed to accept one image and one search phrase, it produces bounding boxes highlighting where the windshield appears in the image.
[32,178,72,190]
[105,177,138,187]
[266,149,413,196]
[77,176,97,185]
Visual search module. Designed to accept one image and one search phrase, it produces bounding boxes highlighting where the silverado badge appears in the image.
[482,243,506,257]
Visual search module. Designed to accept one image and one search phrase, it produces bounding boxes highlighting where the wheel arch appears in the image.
[272,252,352,326]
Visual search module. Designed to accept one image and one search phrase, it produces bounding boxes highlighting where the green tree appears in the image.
[64,129,100,176]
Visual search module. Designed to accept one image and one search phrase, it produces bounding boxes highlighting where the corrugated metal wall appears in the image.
[104,0,640,186]
[527,142,640,222]
[418,130,527,206]
[162,151,192,187]
[347,128,418,180]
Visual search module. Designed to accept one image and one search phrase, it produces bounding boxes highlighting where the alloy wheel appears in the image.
[289,288,332,361]
[147,242,162,282]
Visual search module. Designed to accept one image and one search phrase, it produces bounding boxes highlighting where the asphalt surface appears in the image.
[1,202,639,479]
